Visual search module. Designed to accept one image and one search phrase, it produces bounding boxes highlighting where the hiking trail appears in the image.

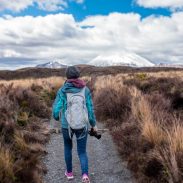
[43,120,135,183]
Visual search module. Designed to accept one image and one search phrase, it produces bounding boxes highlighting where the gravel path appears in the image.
[43,122,135,183]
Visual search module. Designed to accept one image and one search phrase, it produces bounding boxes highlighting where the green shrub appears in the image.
[136,73,148,80]
[17,112,29,126]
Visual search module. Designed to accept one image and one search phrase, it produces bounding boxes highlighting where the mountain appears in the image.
[88,52,155,67]
[36,61,67,69]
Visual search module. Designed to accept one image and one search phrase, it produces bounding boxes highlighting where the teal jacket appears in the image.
[52,82,96,129]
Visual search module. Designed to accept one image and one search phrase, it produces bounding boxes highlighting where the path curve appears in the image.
[43,122,135,183]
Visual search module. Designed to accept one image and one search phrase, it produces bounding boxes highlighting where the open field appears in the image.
[0,68,183,183]
[0,66,183,80]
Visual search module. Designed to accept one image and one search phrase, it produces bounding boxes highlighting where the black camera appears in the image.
[88,128,101,139]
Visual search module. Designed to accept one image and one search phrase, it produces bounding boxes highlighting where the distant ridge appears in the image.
[36,61,67,69]
[0,66,182,80]
[156,63,183,68]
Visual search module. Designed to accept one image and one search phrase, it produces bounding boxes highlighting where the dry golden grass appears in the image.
[156,119,183,183]
[0,70,182,89]
[0,144,14,181]
[14,131,29,152]
[130,87,166,145]
[167,119,183,153]
[94,75,125,93]
[142,120,166,146]
[147,71,183,80]
[0,76,65,89]
[155,146,180,183]
[130,87,149,121]
[0,76,92,92]
[127,71,183,80]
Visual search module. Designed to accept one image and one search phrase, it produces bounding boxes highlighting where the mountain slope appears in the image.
[89,53,154,67]
[36,61,67,69]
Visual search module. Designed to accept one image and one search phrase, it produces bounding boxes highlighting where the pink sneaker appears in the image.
[65,171,74,180]
[82,174,90,183]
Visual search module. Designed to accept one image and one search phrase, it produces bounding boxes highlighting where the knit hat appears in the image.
[66,66,80,79]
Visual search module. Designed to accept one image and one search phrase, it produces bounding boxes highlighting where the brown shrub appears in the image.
[95,88,130,121]
[0,83,51,183]
[94,83,131,121]
[94,74,183,183]
[0,121,15,144]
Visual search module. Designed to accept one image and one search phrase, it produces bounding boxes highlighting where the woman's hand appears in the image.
[92,125,98,132]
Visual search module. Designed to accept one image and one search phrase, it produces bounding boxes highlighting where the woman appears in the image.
[52,66,97,183]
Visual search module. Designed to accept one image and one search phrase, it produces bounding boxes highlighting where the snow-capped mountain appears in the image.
[89,52,155,67]
[36,61,67,69]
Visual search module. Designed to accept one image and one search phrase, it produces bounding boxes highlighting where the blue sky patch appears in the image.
[0,0,171,21]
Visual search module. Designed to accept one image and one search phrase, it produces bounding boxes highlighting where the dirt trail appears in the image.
[43,122,135,183]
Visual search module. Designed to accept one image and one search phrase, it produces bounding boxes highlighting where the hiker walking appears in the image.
[52,66,97,183]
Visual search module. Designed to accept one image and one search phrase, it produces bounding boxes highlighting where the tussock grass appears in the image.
[167,120,183,153]
[155,146,180,183]
[130,87,166,146]
[0,144,14,182]
[158,123,183,183]
[93,73,183,183]
[14,131,29,152]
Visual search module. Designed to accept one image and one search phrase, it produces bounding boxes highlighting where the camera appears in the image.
[88,128,101,139]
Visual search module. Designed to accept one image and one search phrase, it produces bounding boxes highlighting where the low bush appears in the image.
[94,87,130,121]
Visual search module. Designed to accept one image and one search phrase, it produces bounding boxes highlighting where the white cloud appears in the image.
[136,0,183,10]
[0,49,21,57]
[0,0,83,12]
[0,12,183,69]
[0,0,33,12]
[71,0,84,4]
[36,0,68,11]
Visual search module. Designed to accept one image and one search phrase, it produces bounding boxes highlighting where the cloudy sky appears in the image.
[0,0,183,70]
